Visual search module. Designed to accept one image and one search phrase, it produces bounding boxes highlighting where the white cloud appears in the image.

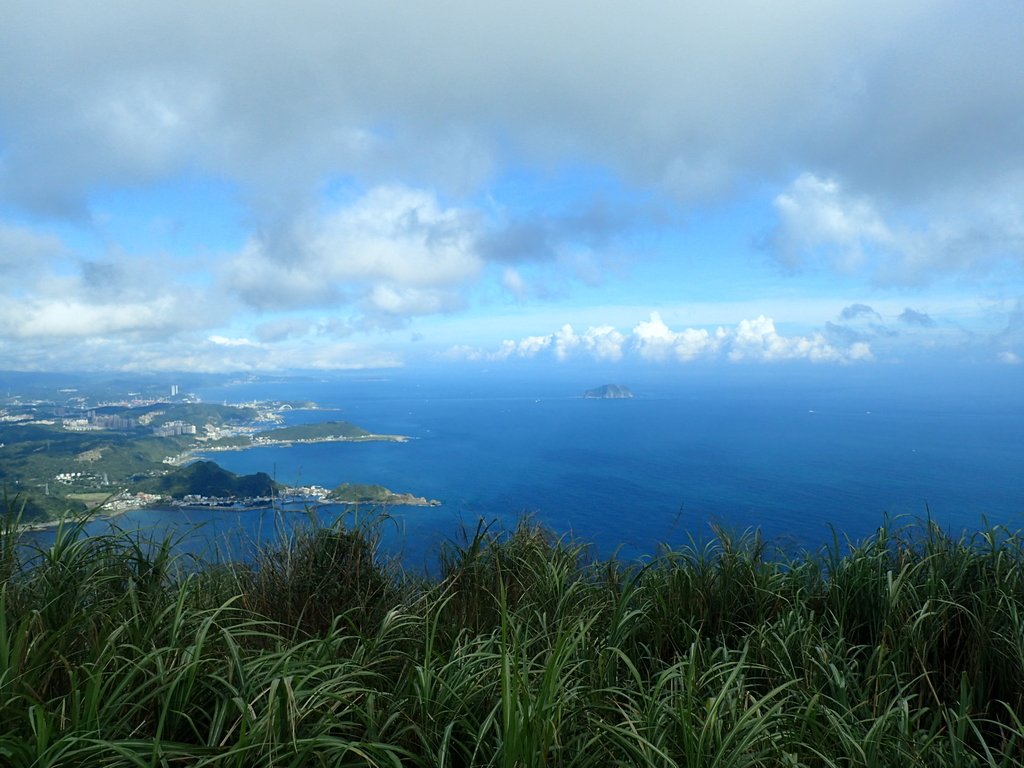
[448,312,871,365]
[364,285,462,317]
[553,324,581,361]
[312,187,480,286]
[226,186,482,318]
[445,333,554,362]
[998,350,1021,365]
[227,242,339,308]
[633,312,721,361]
[770,173,1024,284]
[0,296,181,339]
[0,2,1020,372]
[208,335,256,347]
[732,316,795,361]
[582,325,626,361]
[632,313,681,361]
[517,335,553,357]
[771,174,892,272]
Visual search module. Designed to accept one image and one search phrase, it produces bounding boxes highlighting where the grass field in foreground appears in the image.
[1,507,1023,766]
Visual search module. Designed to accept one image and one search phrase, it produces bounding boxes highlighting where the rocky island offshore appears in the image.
[582,384,634,399]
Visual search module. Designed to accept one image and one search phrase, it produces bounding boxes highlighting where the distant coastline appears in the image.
[199,432,410,451]
[168,432,410,465]
[20,485,438,532]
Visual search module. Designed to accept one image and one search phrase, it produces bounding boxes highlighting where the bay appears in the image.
[24,365,1024,571]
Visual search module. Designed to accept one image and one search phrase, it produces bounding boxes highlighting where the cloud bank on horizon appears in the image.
[0,0,1022,371]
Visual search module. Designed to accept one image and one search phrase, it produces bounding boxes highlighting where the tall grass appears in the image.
[2,506,1023,766]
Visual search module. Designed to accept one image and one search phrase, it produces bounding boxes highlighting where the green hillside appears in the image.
[136,460,278,499]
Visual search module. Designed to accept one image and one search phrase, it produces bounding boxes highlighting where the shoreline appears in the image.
[17,431,420,532]
[19,492,441,532]
[214,433,411,450]
[168,433,410,465]
[19,503,138,532]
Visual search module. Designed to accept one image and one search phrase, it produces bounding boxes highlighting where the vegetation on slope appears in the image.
[205,421,384,450]
[327,482,439,506]
[258,420,370,440]
[0,423,194,519]
[141,402,259,427]
[134,460,278,499]
[1,509,1023,766]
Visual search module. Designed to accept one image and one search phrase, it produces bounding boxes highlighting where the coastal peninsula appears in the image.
[0,389,422,522]
[134,463,439,510]
[191,420,409,458]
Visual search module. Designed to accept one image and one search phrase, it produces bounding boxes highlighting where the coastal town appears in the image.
[0,378,432,523]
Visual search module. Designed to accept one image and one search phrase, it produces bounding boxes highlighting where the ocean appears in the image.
[27,364,1024,571]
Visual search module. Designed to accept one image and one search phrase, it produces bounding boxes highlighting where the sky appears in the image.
[1,0,1022,373]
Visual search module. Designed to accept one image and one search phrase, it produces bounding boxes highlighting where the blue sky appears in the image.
[0,0,1022,373]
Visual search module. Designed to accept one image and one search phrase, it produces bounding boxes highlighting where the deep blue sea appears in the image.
[30,364,1024,571]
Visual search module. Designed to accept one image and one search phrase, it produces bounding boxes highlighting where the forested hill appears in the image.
[137,461,278,499]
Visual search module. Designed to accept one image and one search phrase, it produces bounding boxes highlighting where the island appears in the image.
[328,483,441,507]
[582,384,634,399]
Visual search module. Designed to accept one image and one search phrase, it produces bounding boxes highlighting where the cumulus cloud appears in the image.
[516,335,553,357]
[728,315,850,362]
[768,173,1024,284]
[493,335,554,361]
[0,222,238,369]
[225,186,482,318]
[552,324,581,361]
[448,313,872,365]
[583,325,627,361]
[633,313,721,361]
[770,174,892,273]
[308,187,480,286]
